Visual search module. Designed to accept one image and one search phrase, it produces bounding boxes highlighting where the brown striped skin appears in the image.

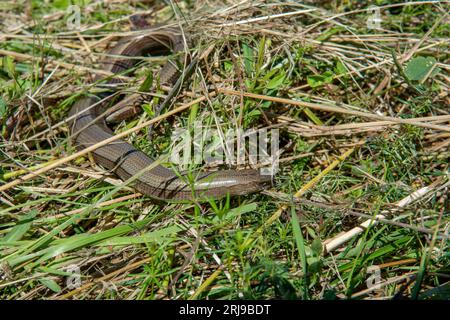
[68,25,271,201]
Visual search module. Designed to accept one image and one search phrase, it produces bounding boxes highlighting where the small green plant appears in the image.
[405,56,440,83]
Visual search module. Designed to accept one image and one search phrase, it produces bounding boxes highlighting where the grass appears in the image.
[0,0,449,300]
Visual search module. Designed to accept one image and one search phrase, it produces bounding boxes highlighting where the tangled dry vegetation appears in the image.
[0,1,449,299]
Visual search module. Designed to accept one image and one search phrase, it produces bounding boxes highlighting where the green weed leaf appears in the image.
[139,72,153,92]
[39,278,62,293]
[3,210,38,243]
[307,70,333,88]
[0,97,7,119]
[311,238,323,256]
[334,61,347,75]
[2,56,16,78]
[53,0,70,9]
[405,56,439,82]
[242,42,254,76]
[267,70,286,89]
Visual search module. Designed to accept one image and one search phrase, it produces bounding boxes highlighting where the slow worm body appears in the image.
[68,21,271,201]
